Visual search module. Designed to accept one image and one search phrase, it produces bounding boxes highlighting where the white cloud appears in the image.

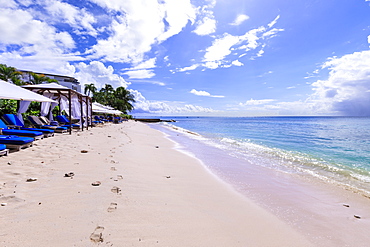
[201,15,283,69]
[0,8,74,49]
[0,0,17,8]
[231,60,243,66]
[132,58,157,70]
[229,14,249,26]
[268,15,280,28]
[178,64,200,72]
[203,61,221,69]
[193,17,216,35]
[203,34,240,62]
[43,0,97,36]
[75,61,130,89]
[124,69,155,79]
[239,99,275,106]
[308,50,370,116]
[122,58,157,79]
[0,2,82,73]
[130,90,217,115]
[193,0,216,36]
[89,0,197,63]
[190,89,224,98]
[263,28,285,39]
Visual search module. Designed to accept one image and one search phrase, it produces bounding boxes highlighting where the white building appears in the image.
[19,70,82,93]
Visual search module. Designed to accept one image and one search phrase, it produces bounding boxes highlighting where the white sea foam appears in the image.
[156,117,370,197]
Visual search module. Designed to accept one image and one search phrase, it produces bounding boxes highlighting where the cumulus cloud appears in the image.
[193,17,216,35]
[190,89,224,98]
[0,7,74,49]
[42,0,97,36]
[74,61,130,89]
[89,0,197,63]
[0,2,82,73]
[229,14,249,26]
[308,50,370,116]
[193,0,216,35]
[130,90,217,115]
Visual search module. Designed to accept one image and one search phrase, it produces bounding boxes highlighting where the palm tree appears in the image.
[0,64,23,85]
[84,83,97,96]
[29,73,58,84]
[97,84,115,105]
[92,84,135,114]
[113,87,135,113]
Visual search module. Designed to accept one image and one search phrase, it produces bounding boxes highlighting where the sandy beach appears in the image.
[0,121,315,246]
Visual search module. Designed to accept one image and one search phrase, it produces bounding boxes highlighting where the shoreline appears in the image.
[152,123,370,247]
[0,121,312,246]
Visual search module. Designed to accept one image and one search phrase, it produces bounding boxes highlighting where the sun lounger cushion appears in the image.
[0,144,6,150]
[0,135,34,145]
[28,116,68,133]
[2,114,54,135]
[56,115,80,128]
[0,119,43,137]
[2,114,24,127]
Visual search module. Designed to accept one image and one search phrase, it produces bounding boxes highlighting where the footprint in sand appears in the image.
[117,175,123,180]
[107,202,117,212]
[111,186,121,194]
[110,166,116,171]
[90,226,104,243]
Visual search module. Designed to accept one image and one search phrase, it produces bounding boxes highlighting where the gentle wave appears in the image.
[161,121,370,197]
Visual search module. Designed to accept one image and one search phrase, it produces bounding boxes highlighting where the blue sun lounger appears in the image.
[2,114,54,138]
[0,119,43,140]
[56,115,80,129]
[0,135,34,151]
[27,116,68,134]
[0,143,9,156]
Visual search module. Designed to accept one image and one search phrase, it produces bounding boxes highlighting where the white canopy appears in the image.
[23,82,70,92]
[92,102,122,115]
[0,80,57,103]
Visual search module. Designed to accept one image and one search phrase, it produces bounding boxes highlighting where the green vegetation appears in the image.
[29,72,58,84]
[85,83,136,114]
[0,99,17,116]
[0,64,23,85]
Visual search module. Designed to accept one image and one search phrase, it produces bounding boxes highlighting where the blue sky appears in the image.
[1,0,370,116]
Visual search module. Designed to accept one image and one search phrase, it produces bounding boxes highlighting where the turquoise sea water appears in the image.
[152,116,370,196]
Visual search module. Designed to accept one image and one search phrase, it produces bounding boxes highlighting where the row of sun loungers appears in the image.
[0,114,72,155]
[0,114,127,156]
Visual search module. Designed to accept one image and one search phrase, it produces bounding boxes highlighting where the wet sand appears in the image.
[0,121,312,246]
[155,123,370,247]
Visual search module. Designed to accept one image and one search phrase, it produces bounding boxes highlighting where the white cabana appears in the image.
[23,83,92,134]
[0,80,57,123]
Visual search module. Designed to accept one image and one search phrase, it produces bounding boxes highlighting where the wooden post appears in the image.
[68,90,72,135]
[80,95,84,131]
[86,97,90,130]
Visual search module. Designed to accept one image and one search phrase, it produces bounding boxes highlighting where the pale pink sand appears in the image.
[0,121,312,246]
